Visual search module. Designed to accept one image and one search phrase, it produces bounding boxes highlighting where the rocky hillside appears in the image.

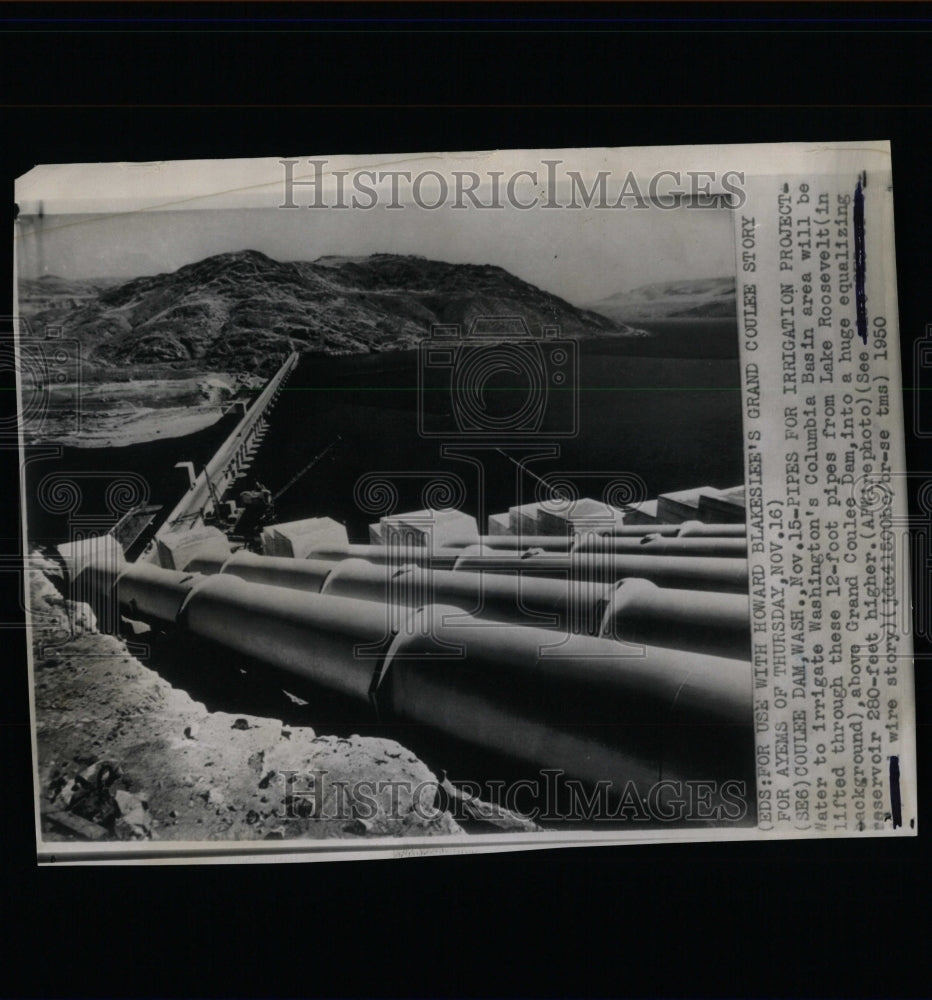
[20,250,644,375]
[589,277,736,323]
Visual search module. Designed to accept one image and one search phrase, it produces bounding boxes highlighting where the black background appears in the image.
[1,4,929,997]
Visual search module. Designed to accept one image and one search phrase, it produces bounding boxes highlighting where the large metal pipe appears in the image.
[573,535,747,557]
[441,522,747,548]
[603,520,745,538]
[311,537,748,564]
[393,534,748,556]
[597,578,751,660]
[73,557,753,798]
[441,535,575,552]
[178,574,401,702]
[311,546,749,592]
[184,553,229,576]
[673,520,745,538]
[446,533,743,552]
[322,557,608,632]
[187,550,336,594]
[450,550,749,593]
[308,544,462,570]
[180,554,750,653]
[376,605,753,797]
[114,561,203,625]
[318,557,416,603]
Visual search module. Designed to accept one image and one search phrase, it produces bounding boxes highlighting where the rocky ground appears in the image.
[30,559,465,844]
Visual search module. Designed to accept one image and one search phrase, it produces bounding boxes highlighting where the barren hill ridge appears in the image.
[20,250,645,375]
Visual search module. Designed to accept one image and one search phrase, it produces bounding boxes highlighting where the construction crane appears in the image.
[228,436,342,549]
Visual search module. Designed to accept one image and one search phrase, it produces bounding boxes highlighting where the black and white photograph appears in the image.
[2,8,930,1000]
[13,142,918,864]
[17,151,761,855]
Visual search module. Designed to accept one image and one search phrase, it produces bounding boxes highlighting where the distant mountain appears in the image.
[17,274,118,316]
[588,277,736,323]
[20,275,101,296]
[18,250,646,375]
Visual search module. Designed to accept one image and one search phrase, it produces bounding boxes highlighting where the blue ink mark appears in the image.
[889,754,902,828]
[854,178,868,345]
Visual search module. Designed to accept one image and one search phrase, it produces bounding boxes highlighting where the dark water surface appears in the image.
[249,342,744,539]
[24,411,241,549]
[26,336,744,548]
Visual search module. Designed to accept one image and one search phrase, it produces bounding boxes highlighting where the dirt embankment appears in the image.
[25,372,264,448]
[30,561,463,844]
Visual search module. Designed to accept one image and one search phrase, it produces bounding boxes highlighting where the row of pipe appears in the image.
[189,542,750,593]
[76,556,754,800]
[300,545,748,594]
[308,534,747,560]
[183,550,751,659]
[481,536,745,556]
[439,520,746,549]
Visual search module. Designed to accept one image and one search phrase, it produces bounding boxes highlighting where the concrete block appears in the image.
[156,524,232,571]
[537,497,625,536]
[656,487,722,524]
[621,500,658,525]
[260,516,348,559]
[697,485,746,524]
[508,502,541,535]
[487,513,511,536]
[380,508,478,549]
[534,498,569,535]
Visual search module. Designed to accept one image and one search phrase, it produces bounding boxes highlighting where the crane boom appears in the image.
[273,435,342,502]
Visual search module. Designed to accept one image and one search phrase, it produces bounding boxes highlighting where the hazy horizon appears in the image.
[15,201,736,306]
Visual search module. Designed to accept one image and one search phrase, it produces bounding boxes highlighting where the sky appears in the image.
[15,198,736,306]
